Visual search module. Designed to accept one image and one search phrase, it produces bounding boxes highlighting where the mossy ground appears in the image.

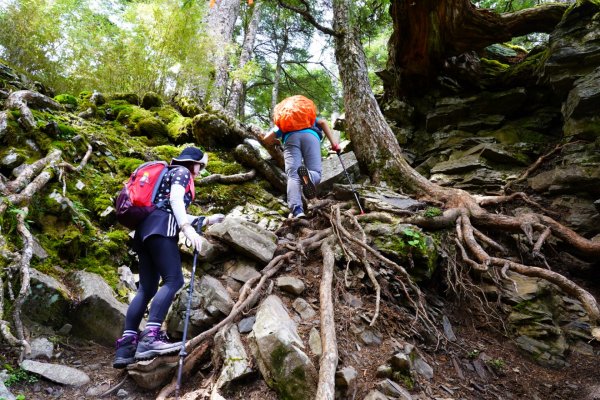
[2,92,264,291]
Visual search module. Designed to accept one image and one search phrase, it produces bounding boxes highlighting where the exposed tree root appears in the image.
[5,90,63,131]
[328,204,437,332]
[233,143,286,192]
[197,169,256,185]
[332,208,381,326]
[0,143,94,357]
[316,238,338,400]
[475,191,558,217]
[398,190,600,326]
[57,144,93,173]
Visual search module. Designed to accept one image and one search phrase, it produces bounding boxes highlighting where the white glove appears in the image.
[182,224,203,252]
[204,213,226,226]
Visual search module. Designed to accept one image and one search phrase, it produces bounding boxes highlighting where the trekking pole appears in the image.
[335,152,365,214]
[175,222,202,400]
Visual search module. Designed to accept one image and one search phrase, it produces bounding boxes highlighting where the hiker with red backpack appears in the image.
[263,95,340,218]
[113,147,225,368]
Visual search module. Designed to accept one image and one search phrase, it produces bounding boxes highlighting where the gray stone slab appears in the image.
[20,360,90,387]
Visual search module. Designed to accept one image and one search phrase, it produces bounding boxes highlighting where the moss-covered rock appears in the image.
[365,222,438,281]
[166,115,193,143]
[192,112,235,148]
[141,91,163,109]
[23,269,71,329]
[110,92,140,105]
[173,96,203,117]
[54,94,78,109]
[135,117,168,141]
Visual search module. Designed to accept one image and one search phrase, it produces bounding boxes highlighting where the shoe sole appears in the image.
[113,357,135,369]
[297,166,317,199]
[134,346,181,361]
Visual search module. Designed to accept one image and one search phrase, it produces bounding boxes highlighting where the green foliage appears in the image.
[0,0,213,96]
[423,207,443,218]
[245,2,340,127]
[2,364,38,387]
[364,27,392,94]
[472,0,557,12]
[467,349,480,359]
[487,358,505,371]
[402,228,427,251]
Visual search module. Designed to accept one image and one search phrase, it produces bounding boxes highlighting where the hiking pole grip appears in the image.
[175,224,201,399]
[336,153,365,215]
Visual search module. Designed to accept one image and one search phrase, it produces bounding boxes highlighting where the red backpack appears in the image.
[115,161,194,229]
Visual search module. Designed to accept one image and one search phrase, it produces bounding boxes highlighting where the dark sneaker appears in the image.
[113,334,137,369]
[288,205,305,219]
[297,166,317,199]
[134,327,181,361]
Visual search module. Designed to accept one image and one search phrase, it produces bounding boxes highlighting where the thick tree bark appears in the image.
[227,1,262,117]
[206,0,241,107]
[386,0,568,97]
[332,0,440,196]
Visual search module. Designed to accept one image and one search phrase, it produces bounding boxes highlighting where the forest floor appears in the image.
[3,201,600,400]
[3,255,599,400]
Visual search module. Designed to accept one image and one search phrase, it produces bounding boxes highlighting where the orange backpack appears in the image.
[273,95,317,133]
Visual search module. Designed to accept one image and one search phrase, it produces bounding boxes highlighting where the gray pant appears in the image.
[283,132,322,210]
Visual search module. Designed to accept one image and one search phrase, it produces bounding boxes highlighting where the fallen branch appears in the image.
[197,169,256,186]
[316,237,338,400]
[99,374,128,398]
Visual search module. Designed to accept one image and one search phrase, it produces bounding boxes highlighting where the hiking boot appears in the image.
[297,166,317,199]
[288,205,305,219]
[113,334,137,369]
[134,327,181,361]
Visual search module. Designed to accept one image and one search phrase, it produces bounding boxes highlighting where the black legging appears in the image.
[124,235,184,332]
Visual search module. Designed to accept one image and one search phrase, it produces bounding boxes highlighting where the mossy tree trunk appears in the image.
[385,0,568,97]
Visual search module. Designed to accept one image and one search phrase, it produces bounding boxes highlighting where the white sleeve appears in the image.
[170,184,200,227]
[170,185,190,228]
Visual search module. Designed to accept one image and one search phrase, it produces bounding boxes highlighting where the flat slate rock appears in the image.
[20,360,90,387]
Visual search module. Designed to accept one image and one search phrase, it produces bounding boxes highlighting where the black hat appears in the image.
[171,147,208,165]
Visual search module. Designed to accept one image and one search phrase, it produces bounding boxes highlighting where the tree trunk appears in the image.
[385,0,568,97]
[270,43,286,126]
[332,0,438,196]
[227,1,262,117]
[206,0,241,107]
